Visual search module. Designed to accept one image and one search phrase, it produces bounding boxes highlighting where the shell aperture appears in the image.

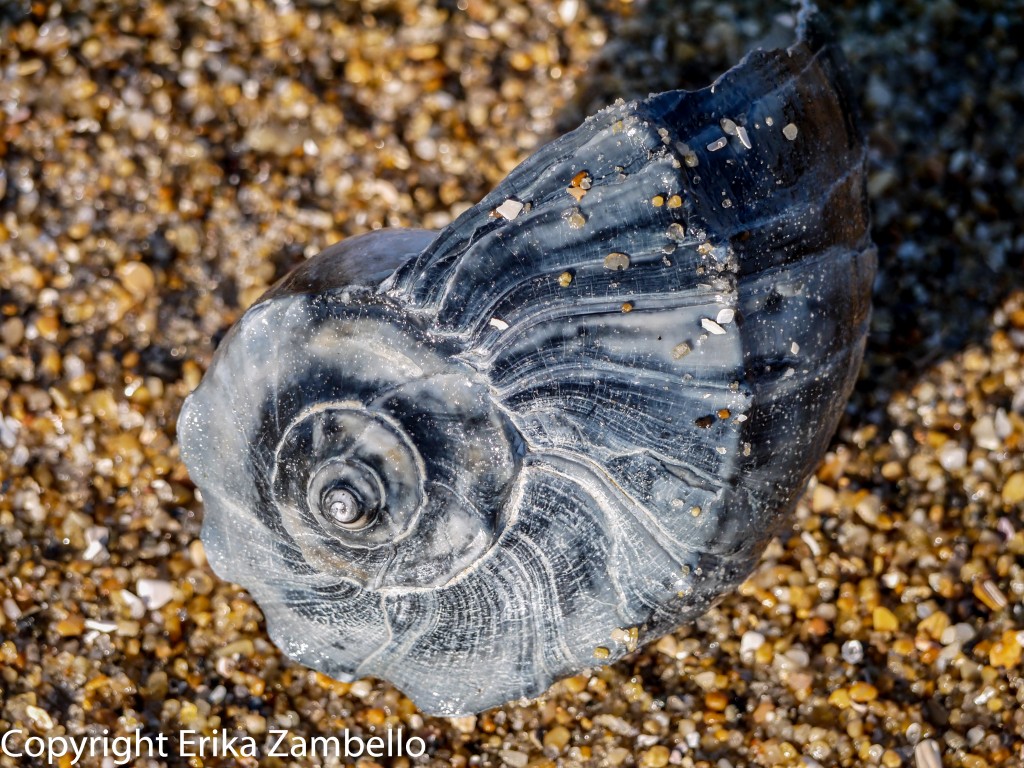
[178,6,875,716]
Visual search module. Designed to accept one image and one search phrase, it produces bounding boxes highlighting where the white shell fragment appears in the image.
[702,317,727,335]
[495,198,525,219]
[179,1,875,717]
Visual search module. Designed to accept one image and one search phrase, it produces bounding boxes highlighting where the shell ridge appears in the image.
[542,443,746,569]
[252,574,390,684]
[423,147,681,338]
[727,247,874,540]
[386,104,634,307]
[494,359,744,396]
[531,449,699,563]
[643,33,827,137]
[361,464,528,594]
[495,521,566,693]
[513,528,589,673]
[494,357,733,399]
[711,164,866,267]
[360,590,441,684]
[352,591,396,679]
[362,368,476,411]
[480,300,737,365]
[724,154,868,276]
[517,462,639,632]
[610,450,724,495]
[739,241,874,306]
[471,284,729,363]
[426,234,519,328]
[383,477,495,584]
[496,354,743,493]
[389,104,672,314]
[529,455,691,635]
[505,389,737,481]
[370,557,540,714]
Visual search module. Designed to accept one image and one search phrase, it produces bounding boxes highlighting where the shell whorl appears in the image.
[182,269,523,593]
[178,6,875,716]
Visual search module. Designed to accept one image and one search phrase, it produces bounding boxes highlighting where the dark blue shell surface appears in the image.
[178,5,875,715]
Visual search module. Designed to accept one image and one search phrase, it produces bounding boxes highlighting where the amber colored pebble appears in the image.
[705,691,728,711]
[849,682,878,702]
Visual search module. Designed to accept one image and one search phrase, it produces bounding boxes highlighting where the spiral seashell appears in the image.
[179,4,875,715]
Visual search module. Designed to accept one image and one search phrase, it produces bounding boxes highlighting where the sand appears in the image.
[1,1,1022,766]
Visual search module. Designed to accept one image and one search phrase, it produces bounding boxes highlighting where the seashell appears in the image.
[178,3,875,715]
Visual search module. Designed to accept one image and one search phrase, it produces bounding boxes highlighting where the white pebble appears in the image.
[740,631,765,655]
[800,531,821,557]
[940,622,976,646]
[994,408,1012,439]
[83,526,109,560]
[120,590,147,620]
[593,714,639,736]
[693,670,717,690]
[905,722,922,744]
[136,578,174,610]
[841,640,863,664]
[938,443,967,472]
[915,739,942,768]
[3,598,21,620]
[0,416,19,449]
[971,415,1000,450]
[500,750,529,768]
[783,647,809,669]
[966,725,986,747]
[25,705,53,731]
[557,0,579,24]
[85,619,119,633]
[350,679,374,698]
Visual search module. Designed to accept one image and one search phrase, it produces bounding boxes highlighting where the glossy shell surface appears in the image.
[178,8,876,715]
